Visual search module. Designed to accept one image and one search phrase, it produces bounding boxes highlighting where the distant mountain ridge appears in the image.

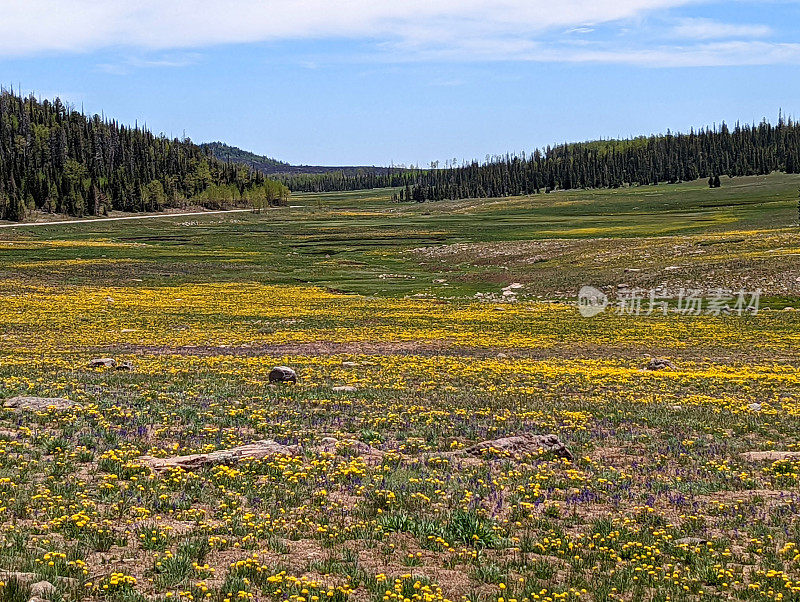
[201,141,399,176]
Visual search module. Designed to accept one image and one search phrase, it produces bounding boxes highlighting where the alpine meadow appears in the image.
[2,3,800,602]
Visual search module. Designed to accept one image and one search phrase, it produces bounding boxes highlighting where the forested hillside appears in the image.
[0,91,288,221]
[280,119,800,201]
[201,141,290,173]
[4,87,798,221]
[205,141,405,177]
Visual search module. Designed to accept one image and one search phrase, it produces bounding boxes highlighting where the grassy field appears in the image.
[1,173,799,297]
[0,175,800,602]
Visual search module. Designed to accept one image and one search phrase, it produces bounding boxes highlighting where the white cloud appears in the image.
[0,0,695,55]
[672,17,773,39]
[0,0,796,67]
[371,37,800,67]
[538,41,800,67]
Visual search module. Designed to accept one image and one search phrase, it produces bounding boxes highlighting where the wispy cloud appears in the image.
[0,0,797,67]
[538,41,800,67]
[96,52,201,76]
[364,37,800,67]
[128,54,201,68]
[672,17,773,39]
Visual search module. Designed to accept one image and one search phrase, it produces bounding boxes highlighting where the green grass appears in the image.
[1,174,800,601]
[0,173,798,297]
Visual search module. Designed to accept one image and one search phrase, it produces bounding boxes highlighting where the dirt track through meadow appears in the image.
[0,208,253,228]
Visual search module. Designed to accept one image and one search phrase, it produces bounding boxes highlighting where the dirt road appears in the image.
[0,208,254,229]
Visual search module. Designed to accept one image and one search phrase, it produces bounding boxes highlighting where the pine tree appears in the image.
[0,89,287,221]
[275,117,800,203]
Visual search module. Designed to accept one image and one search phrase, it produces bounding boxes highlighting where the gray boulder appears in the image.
[30,581,56,598]
[646,358,674,371]
[269,366,297,384]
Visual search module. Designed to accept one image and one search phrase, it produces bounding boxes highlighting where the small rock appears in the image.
[332,386,357,393]
[30,581,56,598]
[88,357,116,368]
[669,405,684,411]
[646,358,674,371]
[496,352,508,359]
[748,403,762,412]
[269,366,297,384]
[341,361,359,368]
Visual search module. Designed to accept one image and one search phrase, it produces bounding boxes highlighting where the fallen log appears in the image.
[741,450,800,462]
[0,570,76,587]
[141,439,300,472]
[3,396,79,411]
[464,433,573,461]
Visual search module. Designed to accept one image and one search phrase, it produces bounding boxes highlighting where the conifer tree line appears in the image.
[0,90,289,221]
[279,118,800,201]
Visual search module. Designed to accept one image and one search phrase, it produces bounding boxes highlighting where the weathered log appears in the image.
[741,450,800,462]
[3,396,79,411]
[141,439,300,472]
[465,433,573,461]
[88,357,117,368]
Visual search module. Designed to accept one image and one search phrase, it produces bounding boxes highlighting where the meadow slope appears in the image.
[0,175,799,602]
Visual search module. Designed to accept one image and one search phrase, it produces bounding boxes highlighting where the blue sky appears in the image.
[1,1,799,166]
